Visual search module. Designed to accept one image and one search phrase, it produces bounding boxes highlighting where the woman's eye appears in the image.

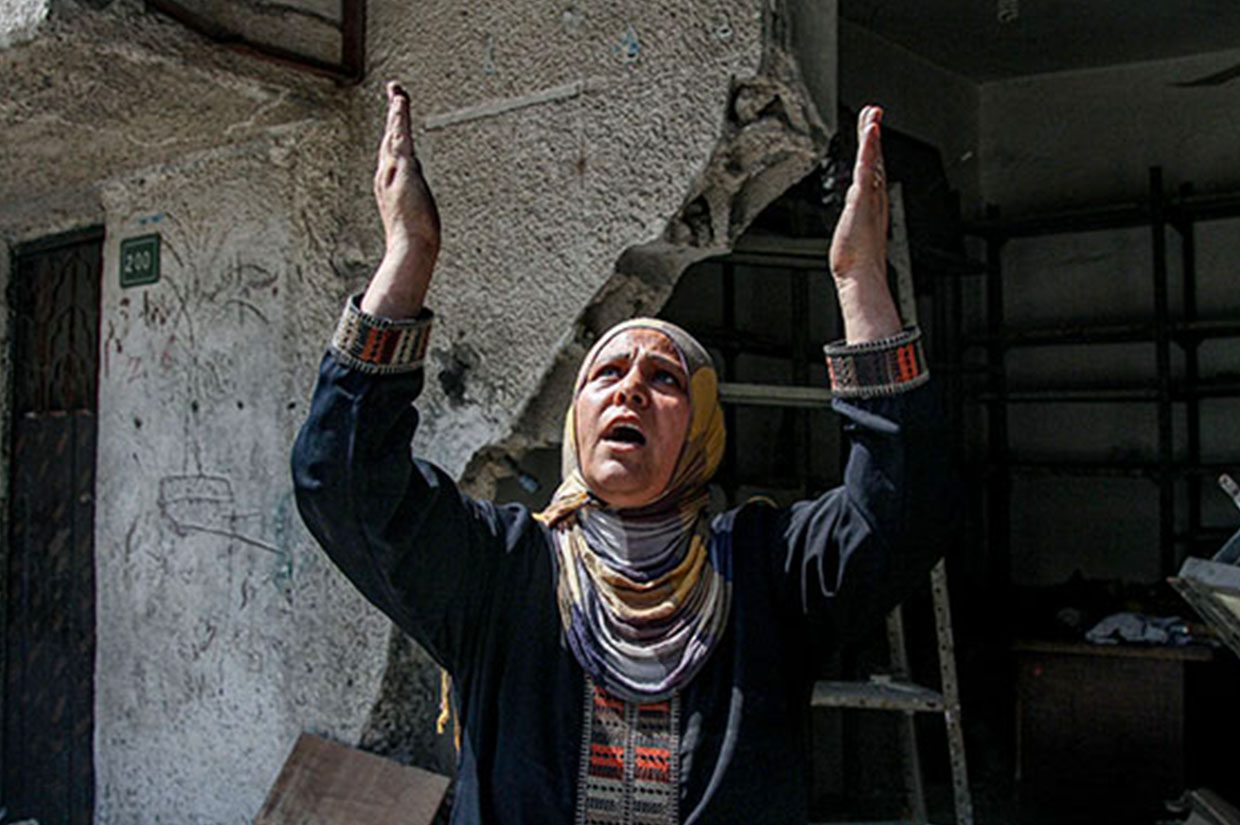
[655,370,682,388]
[597,365,621,379]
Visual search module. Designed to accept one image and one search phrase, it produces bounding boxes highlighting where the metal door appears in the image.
[2,228,102,825]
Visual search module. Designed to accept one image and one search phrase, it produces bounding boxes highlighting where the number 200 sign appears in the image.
[120,234,160,289]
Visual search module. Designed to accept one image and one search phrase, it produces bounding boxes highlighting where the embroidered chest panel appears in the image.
[576,677,680,825]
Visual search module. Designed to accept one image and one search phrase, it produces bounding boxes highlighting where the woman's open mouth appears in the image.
[602,423,647,448]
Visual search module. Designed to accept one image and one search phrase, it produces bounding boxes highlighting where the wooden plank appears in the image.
[1189,788,1240,825]
[1012,638,1214,662]
[254,733,450,825]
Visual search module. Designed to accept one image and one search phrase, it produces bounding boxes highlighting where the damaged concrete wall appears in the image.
[2,0,834,821]
[362,1,826,477]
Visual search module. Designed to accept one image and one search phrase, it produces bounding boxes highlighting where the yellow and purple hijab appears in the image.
[535,318,731,703]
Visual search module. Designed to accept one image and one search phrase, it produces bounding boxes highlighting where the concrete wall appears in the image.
[976,51,1240,585]
[839,19,981,210]
[91,130,393,824]
[365,0,768,474]
[0,4,334,225]
[1,1,833,822]
[980,47,1240,211]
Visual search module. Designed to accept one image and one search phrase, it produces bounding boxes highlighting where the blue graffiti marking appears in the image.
[616,24,640,64]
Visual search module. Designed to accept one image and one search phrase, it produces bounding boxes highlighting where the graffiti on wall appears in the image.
[111,209,304,597]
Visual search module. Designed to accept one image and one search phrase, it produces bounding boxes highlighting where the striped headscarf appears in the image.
[535,318,731,703]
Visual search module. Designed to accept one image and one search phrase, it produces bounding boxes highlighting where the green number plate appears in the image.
[120,234,160,288]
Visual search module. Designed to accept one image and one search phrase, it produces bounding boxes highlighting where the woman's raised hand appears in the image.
[362,81,441,318]
[828,106,903,343]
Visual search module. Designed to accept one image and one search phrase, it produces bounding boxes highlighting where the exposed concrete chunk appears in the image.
[0,0,49,49]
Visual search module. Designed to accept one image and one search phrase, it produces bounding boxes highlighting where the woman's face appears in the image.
[574,329,692,509]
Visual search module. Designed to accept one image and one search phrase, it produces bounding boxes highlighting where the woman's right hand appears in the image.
[362,81,441,318]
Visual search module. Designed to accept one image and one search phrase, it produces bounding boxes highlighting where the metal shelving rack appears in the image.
[958,167,1240,584]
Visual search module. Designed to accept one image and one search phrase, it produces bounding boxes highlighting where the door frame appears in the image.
[1,224,105,817]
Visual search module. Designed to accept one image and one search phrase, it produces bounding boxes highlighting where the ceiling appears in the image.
[840,0,1240,82]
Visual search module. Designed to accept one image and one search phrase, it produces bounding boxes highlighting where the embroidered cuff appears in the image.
[329,293,433,374]
[823,327,929,399]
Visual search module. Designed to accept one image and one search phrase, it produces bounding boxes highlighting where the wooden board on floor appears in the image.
[254,733,450,825]
[1187,788,1240,825]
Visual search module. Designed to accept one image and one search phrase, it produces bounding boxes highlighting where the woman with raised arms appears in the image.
[292,82,951,825]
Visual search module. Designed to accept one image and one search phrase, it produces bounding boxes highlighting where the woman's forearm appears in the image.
[362,239,436,319]
[835,271,902,343]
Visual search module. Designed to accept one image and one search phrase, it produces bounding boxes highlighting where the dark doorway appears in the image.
[3,228,103,825]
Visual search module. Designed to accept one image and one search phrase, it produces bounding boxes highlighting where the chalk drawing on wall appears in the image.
[128,211,292,592]
[157,473,276,553]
